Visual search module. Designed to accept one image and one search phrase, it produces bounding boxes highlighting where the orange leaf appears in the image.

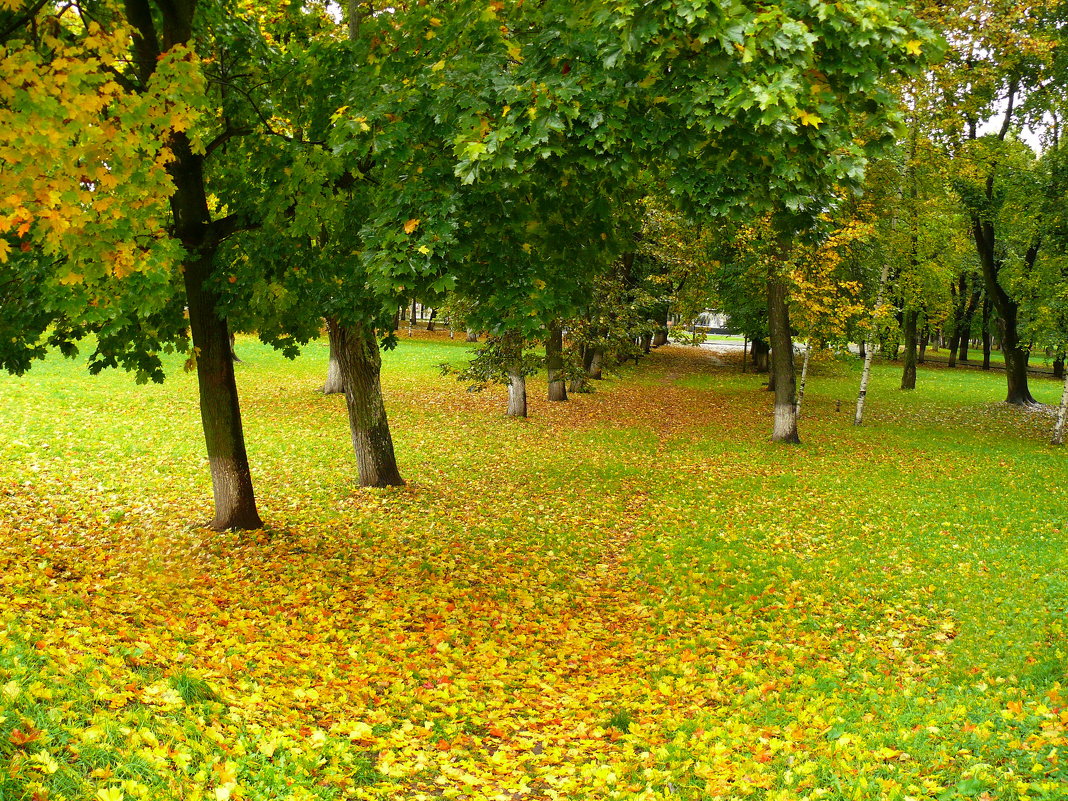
[403,218,420,234]
[10,727,42,747]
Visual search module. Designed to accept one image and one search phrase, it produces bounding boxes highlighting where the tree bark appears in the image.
[321,322,345,394]
[183,256,263,531]
[767,276,799,443]
[796,342,812,419]
[507,372,527,417]
[855,262,890,426]
[1054,356,1065,380]
[901,309,918,390]
[973,214,1035,403]
[1054,370,1068,446]
[751,338,770,373]
[588,348,604,380]
[327,318,405,487]
[982,294,992,370]
[958,284,981,363]
[466,328,478,343]
[426,308,437,332]
[546,322,567,402]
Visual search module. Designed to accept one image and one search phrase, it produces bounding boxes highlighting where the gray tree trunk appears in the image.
[507,372,527,417]
[546,322,567,402]
[901,309,918,390]
[327,318,405,487]
[768,277,799,443]
[588,348,604,380]
[322,323,345,395]
[796,343,812,419]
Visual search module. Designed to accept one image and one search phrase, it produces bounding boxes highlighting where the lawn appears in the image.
[0,336,1065,801]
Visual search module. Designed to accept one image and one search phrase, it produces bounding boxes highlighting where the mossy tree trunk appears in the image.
[327,318,405,487]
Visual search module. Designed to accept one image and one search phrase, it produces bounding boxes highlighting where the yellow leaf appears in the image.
[95,789,124,801]
[905,39,923,56]
[403,218,420,234]
[797,110,823,128]
[0,239,10,263]
[431,60,446,72]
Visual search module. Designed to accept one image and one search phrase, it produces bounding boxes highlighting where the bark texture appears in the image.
[321,322,345,394]
[328,318,405,487]
[767,277,799,444]
[588,348,604,381]
[507,372,527,417]
[751,338,770,373]
[796,343,812,419]
[901,309,918,390]
[126,0,263,530]
[546,322,567,402]
[184,257,263,530]
[1054,371,1068,446]
[855,262,890,426]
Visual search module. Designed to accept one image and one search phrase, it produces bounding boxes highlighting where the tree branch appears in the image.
[0,0,51,44]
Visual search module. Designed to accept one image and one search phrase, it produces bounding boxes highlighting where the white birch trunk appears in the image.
[796,342,812,419]
[855,262,891,426]
[1053,370,1068,445]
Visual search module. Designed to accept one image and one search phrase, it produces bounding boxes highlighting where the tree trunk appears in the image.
[183,257,263,531]
[918,326,928,364]
[426,308,437,332]
[901,309,918,390]
[127,2,261,531]
[767,277,799,444]
[507,372,527,416]
[641,333,652,354]
[570,344,592,392]
[796,342,812,419]
[321,322,345,394]
[546,322,567,402]
[973,216,1035,403]
[947,332,960,367]
[1054,356,1064,380]
[466,328,478,342]
[858,341,866,359]
[855,340,876,427]
[742,337,747,373]
[651,330,668,347]
[958,285,981,363]
[588,348,604,380]
[327,318,405,487]
[855,262,890,427]
[751,338,770,373]
[1053,370,1068,446]
[982,295,992,370]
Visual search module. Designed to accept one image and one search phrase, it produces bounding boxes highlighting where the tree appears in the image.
[921,0,1064,404]
[1,0,275,529]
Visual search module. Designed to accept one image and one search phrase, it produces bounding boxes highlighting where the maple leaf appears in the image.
[403,218,421,234]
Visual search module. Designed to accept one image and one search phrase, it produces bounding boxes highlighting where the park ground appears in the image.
[0,335,1066,801]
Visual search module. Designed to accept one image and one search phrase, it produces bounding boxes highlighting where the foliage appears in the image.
[1,335,1067,799]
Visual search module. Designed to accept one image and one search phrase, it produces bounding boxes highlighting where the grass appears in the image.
[0,333,1065,801]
